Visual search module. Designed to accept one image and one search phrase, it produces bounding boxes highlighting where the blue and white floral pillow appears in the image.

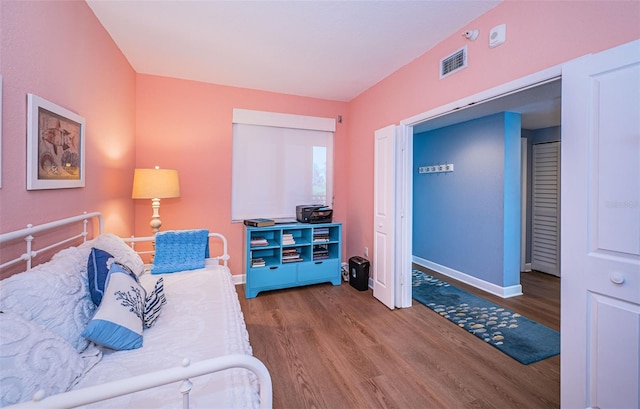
[82,263,146,350]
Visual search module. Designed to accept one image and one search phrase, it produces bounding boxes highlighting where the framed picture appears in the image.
[27,94,85,190]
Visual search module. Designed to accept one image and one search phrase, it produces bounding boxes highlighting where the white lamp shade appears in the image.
[132,168,180,199]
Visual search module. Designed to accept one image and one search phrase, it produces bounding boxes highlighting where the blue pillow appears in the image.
[151,229,209,274]
[87,248,114,306]
[81,264,145,350]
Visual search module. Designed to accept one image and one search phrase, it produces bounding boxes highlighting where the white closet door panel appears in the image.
[531,142,560,276]
[561,40,640,408]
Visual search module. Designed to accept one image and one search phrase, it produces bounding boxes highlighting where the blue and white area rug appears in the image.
[412,270,560,365]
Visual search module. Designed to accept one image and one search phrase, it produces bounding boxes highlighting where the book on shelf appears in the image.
[250,236,269,246]
[244,218,275,227]
[251,258,266,267]
[282,233,296,245]
[313,242,329,260]
[282,248,302,262]
[313,228,330,242]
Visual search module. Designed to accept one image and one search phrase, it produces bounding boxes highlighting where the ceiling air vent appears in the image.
[440,46,467,79]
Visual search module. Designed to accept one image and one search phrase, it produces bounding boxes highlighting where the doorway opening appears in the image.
[395,68,562,308]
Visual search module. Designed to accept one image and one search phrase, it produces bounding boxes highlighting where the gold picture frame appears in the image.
[27,94,85,190]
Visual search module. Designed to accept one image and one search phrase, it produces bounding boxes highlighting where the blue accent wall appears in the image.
[502,112,522,286]
[413,112,522,287]
[532,125,561,144]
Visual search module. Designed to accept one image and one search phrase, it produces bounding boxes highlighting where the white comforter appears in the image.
[73,266,259,409]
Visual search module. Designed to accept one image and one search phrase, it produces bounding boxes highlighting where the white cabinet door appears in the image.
[561,40,640,409]
[373,124,396,309]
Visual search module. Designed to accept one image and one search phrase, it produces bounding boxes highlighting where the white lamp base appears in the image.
[150,197,162,233]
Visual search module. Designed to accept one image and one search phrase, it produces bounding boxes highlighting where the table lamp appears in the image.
[132,166,180,233]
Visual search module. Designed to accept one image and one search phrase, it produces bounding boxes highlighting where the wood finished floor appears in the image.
[238,267,560,409]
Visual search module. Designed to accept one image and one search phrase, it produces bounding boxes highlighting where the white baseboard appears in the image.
[232,274,246,286]
[523,262,532,272]
[412,256,523,298]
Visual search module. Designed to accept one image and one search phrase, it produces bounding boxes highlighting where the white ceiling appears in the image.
[86,0,560,130]
[86,0,501,102]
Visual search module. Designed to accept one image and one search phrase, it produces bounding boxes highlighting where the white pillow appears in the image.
[79,234,144,277]
[82,265,146,350]
[0,247,95,352]
[0,311,89,406]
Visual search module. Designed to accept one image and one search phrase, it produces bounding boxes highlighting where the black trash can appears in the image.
[349,256,370,291]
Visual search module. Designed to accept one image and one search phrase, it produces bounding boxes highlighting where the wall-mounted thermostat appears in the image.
[489,24,506,48]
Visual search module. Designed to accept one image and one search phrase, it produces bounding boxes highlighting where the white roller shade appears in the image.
[231,110,334,221]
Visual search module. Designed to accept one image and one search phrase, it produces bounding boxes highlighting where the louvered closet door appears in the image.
[531,142,561,276]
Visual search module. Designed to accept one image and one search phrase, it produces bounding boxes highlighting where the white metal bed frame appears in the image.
[0,212,272,409]
[0,212,104,272]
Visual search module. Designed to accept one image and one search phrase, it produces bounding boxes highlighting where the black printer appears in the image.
[296,205,333,224]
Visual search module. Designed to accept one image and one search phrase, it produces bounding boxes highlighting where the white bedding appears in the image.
[73,265,259,409]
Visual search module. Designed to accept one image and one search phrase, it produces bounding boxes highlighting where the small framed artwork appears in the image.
[27,94,85,190]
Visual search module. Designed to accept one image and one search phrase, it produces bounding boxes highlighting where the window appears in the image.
[231,109,335,221]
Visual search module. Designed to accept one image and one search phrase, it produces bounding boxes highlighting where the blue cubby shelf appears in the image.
[243,222,342,298]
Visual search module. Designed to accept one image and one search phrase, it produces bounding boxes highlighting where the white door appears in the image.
[373,124,396,309]
[396,124,413,308]
[561,40,640,409]
[531,142,561,276]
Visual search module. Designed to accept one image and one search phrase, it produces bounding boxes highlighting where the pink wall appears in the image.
[0,0,136,241]
[134,75,347,274]
[344,0,640,264]
[2,0,638,279]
